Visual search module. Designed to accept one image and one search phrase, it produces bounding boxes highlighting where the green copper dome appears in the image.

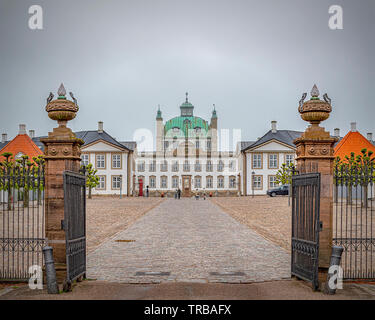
[164,116,209,137]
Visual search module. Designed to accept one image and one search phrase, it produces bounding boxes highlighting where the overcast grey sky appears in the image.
[0,0,374,143]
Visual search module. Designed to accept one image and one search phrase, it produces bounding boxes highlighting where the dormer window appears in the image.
[173,127,180,133]
[195,127,201,134]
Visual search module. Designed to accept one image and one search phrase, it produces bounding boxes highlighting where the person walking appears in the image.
[145,185,149,198]
[202,188,206,200]
[177,188,181,199]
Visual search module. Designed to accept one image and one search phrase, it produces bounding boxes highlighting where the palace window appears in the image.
[172,176,179,188]
[161,176,167,188]
[183,160,190,172]
[112,154,121,169]
[161,160,168,172]
[217,176,224,188]
[149,160,156,172]
[229,160,236,171]
[217,160,224,172]
[268,154,278,169]
[149,176,156,188]
[252,154,262,169]
[195,139,200,149]
[207,138,212,151]
[81,154,89,166]
[172,161,179,172]
[137,161,145,172]
[206,176,213,188]
[194,176,201,188]
[97,176,106,190]
[195,127,201,134]
[195,160,201,172]
[96,154,105,169]
[112,176,121,189]
[253,175,262,189]
[164,140,169,150]
[206,160,213,172]
[285,154,294,166]
[269,175,278,189]
[229,176,236,188]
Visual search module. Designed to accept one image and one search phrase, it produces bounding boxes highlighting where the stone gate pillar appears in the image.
[40,84,83,283]
[294,85,338,288]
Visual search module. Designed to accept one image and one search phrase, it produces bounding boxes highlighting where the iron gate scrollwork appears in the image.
[63,170,86,285]
[291,172,321,290]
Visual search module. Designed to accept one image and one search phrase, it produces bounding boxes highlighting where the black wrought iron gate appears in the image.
[291,173,321,290]
[0,164,45,281]
[63,171,86,285]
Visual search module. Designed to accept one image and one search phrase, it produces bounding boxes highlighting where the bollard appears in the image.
[325,245,344,295]
[43,246,59,294]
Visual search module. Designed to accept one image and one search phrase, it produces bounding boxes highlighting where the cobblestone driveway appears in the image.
[87,199,290,283]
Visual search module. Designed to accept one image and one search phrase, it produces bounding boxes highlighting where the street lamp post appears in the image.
[252,171,255,198]
[119,174,123,199]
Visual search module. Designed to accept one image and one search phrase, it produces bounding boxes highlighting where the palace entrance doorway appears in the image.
[181,175,192,197]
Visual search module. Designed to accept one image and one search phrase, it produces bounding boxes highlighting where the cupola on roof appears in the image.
[180,92,194,117]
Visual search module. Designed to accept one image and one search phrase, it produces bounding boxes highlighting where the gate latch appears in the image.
[318,221,323,231]
[61,220,65,231]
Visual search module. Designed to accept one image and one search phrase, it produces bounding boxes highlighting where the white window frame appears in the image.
[206,176,213,188]
[269,154,278,169]
[161,176,167,188]
[217,176,224,188]
[252,154,262,169]
[172,176,179,188]
[81,154,89,166]
[112,154,121,169]
[96,154,105,169]
[194,176,201,188]
[112,176,121,189]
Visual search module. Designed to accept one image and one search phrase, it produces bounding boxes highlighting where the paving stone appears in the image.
[87,198,290,283]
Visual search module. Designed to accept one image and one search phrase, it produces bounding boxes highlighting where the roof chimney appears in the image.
[1,133,7,143]
[334,128,340,138]
[367,133,373,142]
[29,130,35,139]
[271,121,277,133]
[98,121,103,133]
[350,122,357,132]
[19,124,26,135]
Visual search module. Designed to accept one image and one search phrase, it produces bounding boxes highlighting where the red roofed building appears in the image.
[334,122,375,160]
[0,124,43,162]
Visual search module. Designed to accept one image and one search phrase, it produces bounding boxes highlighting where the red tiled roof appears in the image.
[334,131,375,159]
[0,134,43,162]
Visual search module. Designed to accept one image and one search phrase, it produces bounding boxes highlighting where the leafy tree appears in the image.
[32,155,45,205]
[82,163,99,199]
[0,152,16,209]
[334,149,375,207]
[276,162,296,185]
[0,153,45,209]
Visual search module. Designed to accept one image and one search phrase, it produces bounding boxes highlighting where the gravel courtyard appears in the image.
[86,197,164,253]
[87,198,290,283]
[211,196,291,252]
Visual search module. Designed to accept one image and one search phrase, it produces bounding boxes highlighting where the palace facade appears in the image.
[133,93,239,197]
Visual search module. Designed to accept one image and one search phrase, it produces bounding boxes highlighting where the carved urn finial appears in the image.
[45,84,79,128]
[298,85,332,127]
[310,84,320,99]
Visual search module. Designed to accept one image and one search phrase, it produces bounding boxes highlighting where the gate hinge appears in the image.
[61,220,65,230]
[318,221,323,231]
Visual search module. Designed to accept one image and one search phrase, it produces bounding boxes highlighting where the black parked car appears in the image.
[267,185,289,197]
